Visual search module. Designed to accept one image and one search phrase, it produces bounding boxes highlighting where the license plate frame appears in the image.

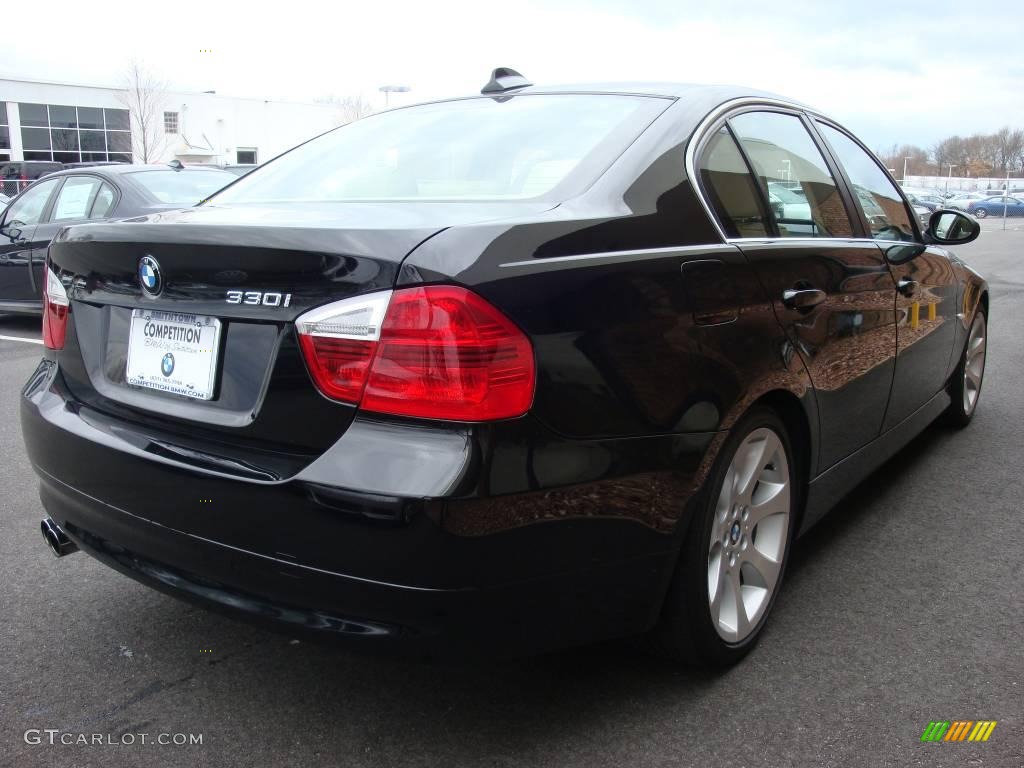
[125,309,223,401]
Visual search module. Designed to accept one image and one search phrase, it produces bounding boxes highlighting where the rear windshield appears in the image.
[212,94,668,203]
[128,170,232,205]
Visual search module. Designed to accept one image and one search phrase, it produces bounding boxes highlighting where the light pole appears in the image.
[379,84,410,108]
[903,156,911,185]
[945,164,956,195]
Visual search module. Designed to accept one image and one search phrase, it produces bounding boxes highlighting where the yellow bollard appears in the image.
[928,303,936,321]
[910,302,920,330]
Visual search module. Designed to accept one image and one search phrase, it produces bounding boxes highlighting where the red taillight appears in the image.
[296,286,535,422]
[43,261,69,350]
[296,335,375,402]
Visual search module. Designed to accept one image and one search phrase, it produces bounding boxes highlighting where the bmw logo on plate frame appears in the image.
[139,255,163,296]
[161,353,175,377]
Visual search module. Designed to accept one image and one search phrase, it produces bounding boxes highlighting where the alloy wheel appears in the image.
[707,427,791,643]
[963,314,986,415]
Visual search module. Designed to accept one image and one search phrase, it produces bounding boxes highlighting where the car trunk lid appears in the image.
[47,201,551,474]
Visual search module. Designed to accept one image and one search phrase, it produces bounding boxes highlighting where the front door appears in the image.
[814,122,959,430]
[0,177,61,304]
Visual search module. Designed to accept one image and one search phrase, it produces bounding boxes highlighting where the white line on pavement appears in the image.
[0,334,43,345]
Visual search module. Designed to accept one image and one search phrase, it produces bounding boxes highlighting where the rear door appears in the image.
[699,109,898,472]
[0,177,61,303]
[814,121,960,431]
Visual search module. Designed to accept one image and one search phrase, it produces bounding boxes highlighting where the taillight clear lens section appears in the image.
[296,286,535,421]
[295,291,392,403]
[43,261,69,350]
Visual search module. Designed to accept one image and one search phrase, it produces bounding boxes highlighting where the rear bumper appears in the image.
[22,360,719,657]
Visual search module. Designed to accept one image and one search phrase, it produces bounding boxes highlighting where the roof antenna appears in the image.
[481,68,532,95]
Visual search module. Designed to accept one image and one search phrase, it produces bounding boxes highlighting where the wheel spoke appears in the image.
[748,480,790,525]
[969,334,985,359]
[730,567,750,640]
[708,547,727,620]
[744,544,782,591]
[733,433,771,502]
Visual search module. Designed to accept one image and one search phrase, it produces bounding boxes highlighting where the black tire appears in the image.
[943,307,987,428]
[974,208,988,218]
[646,406,798,667]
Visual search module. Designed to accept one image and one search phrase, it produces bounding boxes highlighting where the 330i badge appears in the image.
[23,70,988,664]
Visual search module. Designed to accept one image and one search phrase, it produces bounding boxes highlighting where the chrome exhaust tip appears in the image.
[41,518,78,558]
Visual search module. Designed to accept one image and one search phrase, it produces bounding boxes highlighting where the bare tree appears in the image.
[119,61,168,163]
[878,143,930,177]
[992,126,1024,176]
[315,94,375,127]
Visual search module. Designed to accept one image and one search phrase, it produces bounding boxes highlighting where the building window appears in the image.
[16,103,132,163]
[164,111,179,134]
[0,103,9,162]
[236,148,257,165]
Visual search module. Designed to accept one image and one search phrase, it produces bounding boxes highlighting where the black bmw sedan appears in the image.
[22,73,988,665]
[0,164,235,314]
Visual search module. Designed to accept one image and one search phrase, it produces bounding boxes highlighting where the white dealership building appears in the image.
[0,77,342,167]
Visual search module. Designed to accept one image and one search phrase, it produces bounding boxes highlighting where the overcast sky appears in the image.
[2,0,1021,150]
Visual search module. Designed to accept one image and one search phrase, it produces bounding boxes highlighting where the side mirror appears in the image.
[925,209,980,246]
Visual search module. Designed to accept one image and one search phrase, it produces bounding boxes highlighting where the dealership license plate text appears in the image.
[125,310,222,400]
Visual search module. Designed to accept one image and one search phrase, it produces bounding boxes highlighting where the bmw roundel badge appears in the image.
[139,255,162,296]
[161,353,175,377]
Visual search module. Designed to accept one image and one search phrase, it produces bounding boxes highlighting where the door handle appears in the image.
[897,278,918,297]
[782,288,826,311]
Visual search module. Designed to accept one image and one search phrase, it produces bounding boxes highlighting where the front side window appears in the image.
[729,111,853,239]
[213,95,669,203]
[697,126,770,238]
[2,178,61,227]
[817,122,915,242]
[52,176,102,222]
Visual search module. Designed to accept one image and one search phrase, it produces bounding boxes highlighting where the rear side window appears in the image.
[90,182,116,218]
[52,176,102,222]
[697,126,770,238]
[817,123,915,242]
[729,111,854,239]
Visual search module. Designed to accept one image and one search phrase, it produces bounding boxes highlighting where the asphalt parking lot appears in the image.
[1,219,1021,768]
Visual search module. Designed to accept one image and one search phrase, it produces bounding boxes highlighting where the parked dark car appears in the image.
[62,161,132,169]
[967,195,1024,218]
[0,164,235,314]
[0,160,64,197]
[23,75,988,666]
